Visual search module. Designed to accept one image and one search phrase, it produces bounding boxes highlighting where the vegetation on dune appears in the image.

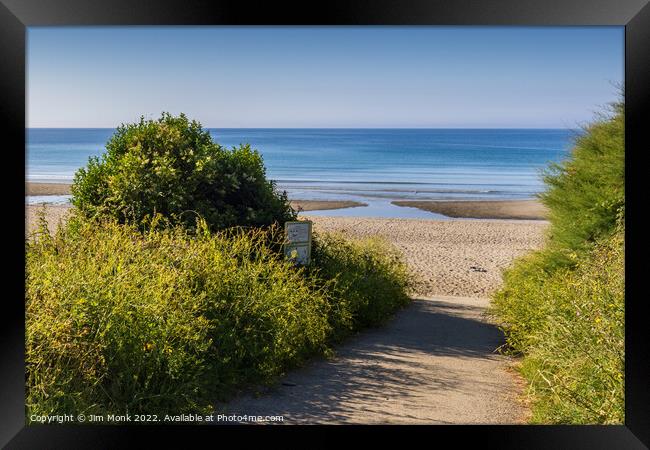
[26,217,322,416]
[310,233,412,340]
[28,113,412,418]
[491,100,625,424]
[540,100,625,262]
[26,216,411,417]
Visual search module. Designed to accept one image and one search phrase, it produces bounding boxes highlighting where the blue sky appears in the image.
[27,27,623,128]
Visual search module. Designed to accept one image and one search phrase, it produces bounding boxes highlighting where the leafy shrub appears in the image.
[491,100,625,424]
[311,233,411,340]
[71,113,296,231]
[26,216,411,418]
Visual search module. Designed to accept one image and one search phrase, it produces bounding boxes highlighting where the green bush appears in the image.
[71,113,296,231]
[491,100,625,424]
[26,216,411,418]
[540,101,624,260]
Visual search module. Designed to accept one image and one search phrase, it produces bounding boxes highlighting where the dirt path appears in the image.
[216,296,527,424]
[26,207,531,423]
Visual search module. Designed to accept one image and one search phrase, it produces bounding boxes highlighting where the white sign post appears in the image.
[284,221,312,266]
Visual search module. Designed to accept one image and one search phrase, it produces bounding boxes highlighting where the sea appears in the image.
[26,128,577,218]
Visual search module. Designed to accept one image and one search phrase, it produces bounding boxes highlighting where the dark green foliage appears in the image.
[71,113,296,230]
[491,100,625,424]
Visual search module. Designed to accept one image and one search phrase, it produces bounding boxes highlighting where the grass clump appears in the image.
[491,100,624,424]
[26,215,411,418]
[311,233,412,340]
[26,216,329,417]
[494,227,624,423]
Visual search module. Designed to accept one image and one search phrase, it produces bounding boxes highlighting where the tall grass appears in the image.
[26,215,411,418]
[493,226,624,423]
[540,101,624,264]
[491,100,625,424]
[311,232,412,341]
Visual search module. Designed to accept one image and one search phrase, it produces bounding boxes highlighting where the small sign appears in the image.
[286,221,311,244]
[285,221,312,265]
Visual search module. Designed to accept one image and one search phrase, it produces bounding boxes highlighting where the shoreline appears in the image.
[25,182,366,213]
[26,182,547,219]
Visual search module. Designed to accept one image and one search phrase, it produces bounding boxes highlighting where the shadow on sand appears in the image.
[216,298,517,424]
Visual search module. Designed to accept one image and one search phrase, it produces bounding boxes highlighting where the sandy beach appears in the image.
[26,204,73,236]
[306,216,546,297]
[27,204,547,298]
[26,182,72,196]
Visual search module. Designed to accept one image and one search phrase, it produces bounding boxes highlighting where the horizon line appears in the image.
[27,126,580,130]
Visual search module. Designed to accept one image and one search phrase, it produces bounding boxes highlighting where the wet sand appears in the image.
[26,182,72,195]
[393,200,548,220]
[27,183,547,220]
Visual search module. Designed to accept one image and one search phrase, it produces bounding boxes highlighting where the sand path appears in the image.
[218,296,527,424]
[217,216,544,424]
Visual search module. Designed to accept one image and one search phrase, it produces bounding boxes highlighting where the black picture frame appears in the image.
[2,0,648,447]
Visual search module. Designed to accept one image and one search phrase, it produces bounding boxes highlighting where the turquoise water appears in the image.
[27,128,576,217]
